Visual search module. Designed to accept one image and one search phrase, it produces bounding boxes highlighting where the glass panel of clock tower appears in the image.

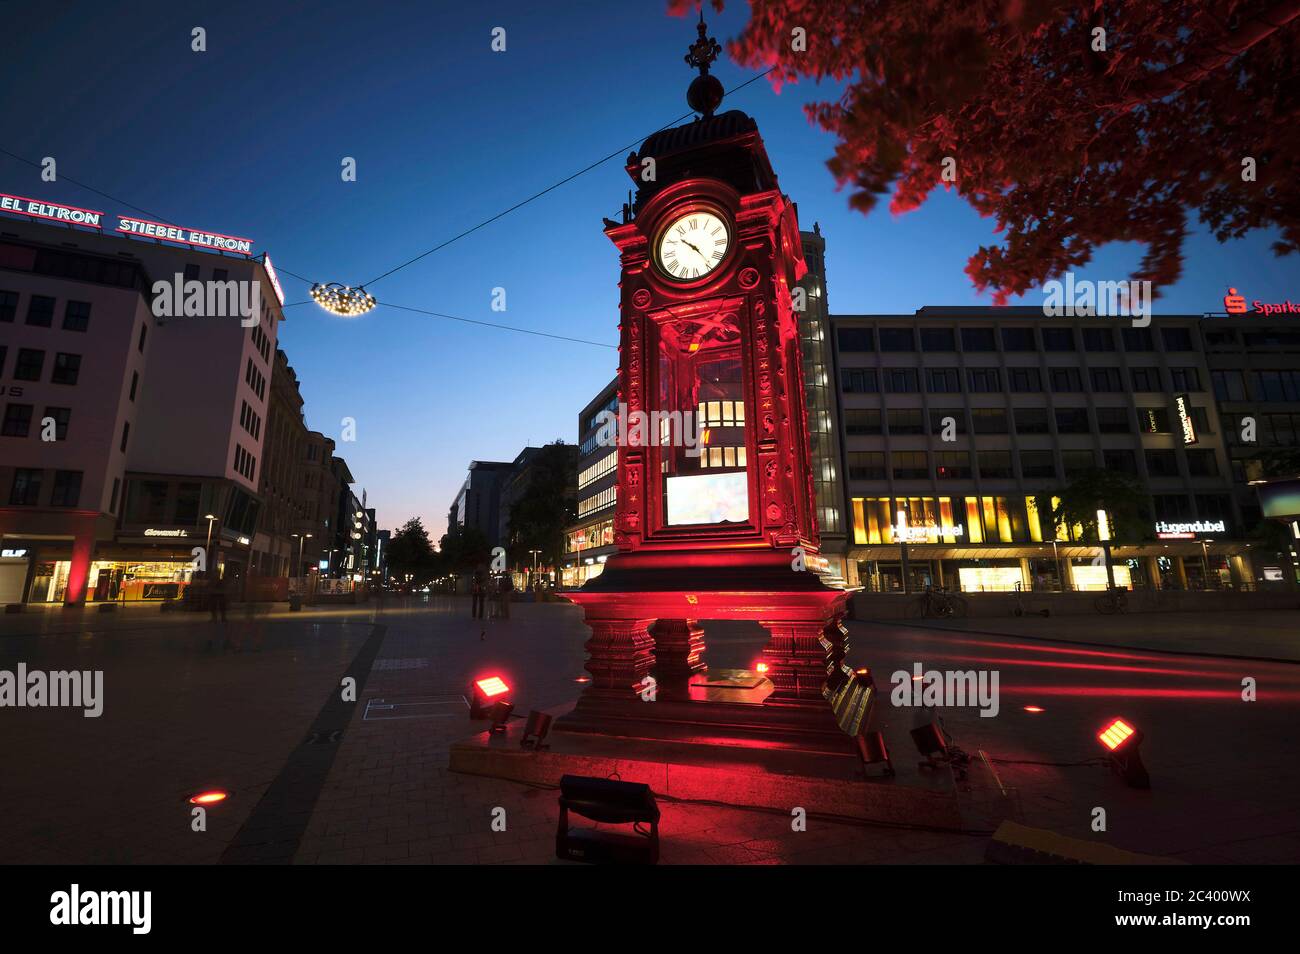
[657,315,749,526]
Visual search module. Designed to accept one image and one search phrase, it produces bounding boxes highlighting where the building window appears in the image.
[1185,449,1219,477]
[110,477,121,514]
[1096,407,1131,433]
[1041,328,1075,351]
[926,367,961,393]
[1169,367,1202,391]
[120,420,130,453]
[1049,367,1083,392]
[1055,407,1090,433]
[884,367,920,392]
[1103,449,1138,474]
[891,451,928,480]
[935,451,971,479]
[578,451,617,488]
[42,406,71,440]
[2,403,34,437]
[836,328,874,352]
[1014,407,1050,434]
[52,352,82,385]
[0,345,5,375]
[1251,370,1300,402]
[1153,494,1194,521]
[1007,367,1042,392]
[966,367,1001,392]
[26,295,55,327]
[920,328,956,352]
[50,470,83,508]
[1122,327,1155,351]
[1082,328,1115,351]
[0,289,18,322]
[1204,329,1238,351]
[979,450,1013,479]
[1145,449,1179,477]
[174,482,202,525]
[1001,327,1036,351]
[62,301,91,332]
[887,408,924,435]
[841,368,878,393]
[971,408,1008,434]
[183,263,200,281]
[1020,450,1056,479]
[1161,327,1195,352]
[129,370,139,401]
[1089,367,1124,392]
[1211,369,1247,401]
[9,468,42,505]
[961,328,996,351]
[929,409,966,435]
[878,328,915,352]
[1062,450,1096,474]
[1129,366,1161,392]
[847,451,885,480]
[138,323,148,353]
[15,348,45,381]
[845,408,882,435]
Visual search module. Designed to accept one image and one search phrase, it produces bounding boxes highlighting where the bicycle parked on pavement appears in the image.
[915,585,968,619]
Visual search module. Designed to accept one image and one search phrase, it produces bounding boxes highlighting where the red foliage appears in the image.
[673,0,1300,302]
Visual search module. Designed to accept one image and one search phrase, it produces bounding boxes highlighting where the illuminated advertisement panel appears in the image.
[1257,478,1300,520]
[1174,393,1198,445]
[666,472,748,525]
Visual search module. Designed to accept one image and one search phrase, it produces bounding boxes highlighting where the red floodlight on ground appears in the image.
[188,790,229,805]
[1097,717,1150,789]
[470,675,511,719]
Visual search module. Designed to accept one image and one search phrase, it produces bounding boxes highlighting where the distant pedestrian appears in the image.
[471,565,487,619]
[496,574,512,619]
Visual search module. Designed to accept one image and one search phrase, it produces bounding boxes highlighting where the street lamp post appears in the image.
[529,548,541,589]
[1201,538,1211,590]
[1051,539,1065,592]
[204,514,217,578]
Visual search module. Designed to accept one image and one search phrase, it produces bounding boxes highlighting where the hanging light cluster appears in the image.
[310,282,376,316]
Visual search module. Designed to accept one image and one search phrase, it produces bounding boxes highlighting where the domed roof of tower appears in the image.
[637,110,758,162]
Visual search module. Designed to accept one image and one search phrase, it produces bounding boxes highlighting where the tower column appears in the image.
[651,618,705,695]
[759,618,837,701]
[63,514,98,607]
[581,617,656,699]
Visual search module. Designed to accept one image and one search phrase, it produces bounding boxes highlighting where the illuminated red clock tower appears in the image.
[561,17,852,749]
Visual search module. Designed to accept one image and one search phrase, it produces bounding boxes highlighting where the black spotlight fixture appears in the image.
[910,711,949,759]
[487,700,514,736]
[520,710,553,750]
[469,675,510,720]
[1097,717,1150,789]
[556,775,660,865]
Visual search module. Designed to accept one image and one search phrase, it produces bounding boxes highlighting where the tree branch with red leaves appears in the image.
[674,0,1300,302]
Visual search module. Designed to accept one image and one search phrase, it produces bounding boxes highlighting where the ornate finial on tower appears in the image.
[684,6,724,118]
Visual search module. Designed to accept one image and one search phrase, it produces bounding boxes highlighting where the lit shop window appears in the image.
[699,446,746,469]
[578,452,617,489]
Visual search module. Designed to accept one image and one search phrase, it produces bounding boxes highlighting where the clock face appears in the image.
[656,211,730,281]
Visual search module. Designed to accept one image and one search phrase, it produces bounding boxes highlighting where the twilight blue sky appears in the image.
[3,1,1295,538]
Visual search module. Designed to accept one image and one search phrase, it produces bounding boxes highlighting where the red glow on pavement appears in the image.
[1098,718,1136,750]
[1000,685,1260,700]
[1023,706,1045,713]
[475,676,510,698]
[188,791,229,805]
[908,633,1226,665]
[908,651,1272,682]
[574,675,591,683]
